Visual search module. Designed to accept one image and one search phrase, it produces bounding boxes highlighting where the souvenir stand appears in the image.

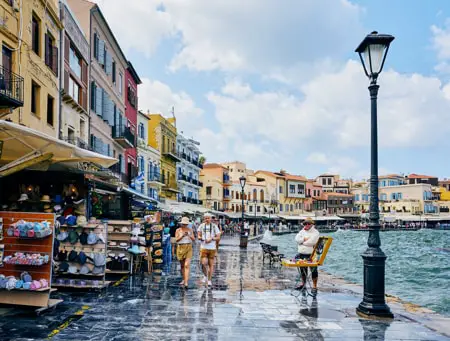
[52,219,110,289]
[105,220,133,275]
[0,211,62,310]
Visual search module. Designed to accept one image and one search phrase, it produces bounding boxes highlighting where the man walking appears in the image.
[295,217,320,296]
[198,213,221,287]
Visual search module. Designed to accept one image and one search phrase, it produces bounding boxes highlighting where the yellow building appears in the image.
[199,163,229,211]
[1,0,62,136]
[148,114,180,200]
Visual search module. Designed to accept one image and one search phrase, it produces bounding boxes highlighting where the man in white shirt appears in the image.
[295,217,320,296]
[197,213,221,287]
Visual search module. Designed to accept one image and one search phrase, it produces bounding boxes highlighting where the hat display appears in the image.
[59,262,69,272]
[180,216,190,225]
[79,264,90,275]
[87,232,98,245]
[40,195,51,203]
[68,265,78,274]
[18,194,29,202]
[128,244,144,255]
[77,216,87,227]
[92,266,104,275]
[79,232,88,245]
[68,250,78,262]
[78,251,87,265]
[68,230,79,244]
[66,215,77,226]
[93,253,106,267]
[57,231,69,242]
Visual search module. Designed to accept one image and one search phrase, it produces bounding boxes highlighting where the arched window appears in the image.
[253,189,257,201]
[260,190,264,202]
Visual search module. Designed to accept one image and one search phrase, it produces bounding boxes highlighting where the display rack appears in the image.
[106,220,132,275]
[52,220,110,290]
[0,212,62,309]
[151,224,164,275]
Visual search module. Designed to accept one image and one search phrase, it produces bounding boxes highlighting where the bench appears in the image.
[260,243,284,265]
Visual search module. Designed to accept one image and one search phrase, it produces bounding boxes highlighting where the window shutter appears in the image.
[96,86,102,116]
[52,45,58,76]
[64,36,70,63]
[82,88,87,110]
[44,34,50,66]
[98,40,105,65]
[81,60,88,85]
[102,89,109,122]
[106,52,112,75]
[64,70,69,95]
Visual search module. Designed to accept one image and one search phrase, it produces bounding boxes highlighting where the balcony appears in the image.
[163,148,181,162]
[148,171,164,185]
[0,65,24,109]
[223,175,231,186]
[112,125,135,148]
[109,163,129,184]
[60,136,90,151]
[223,194,231,201]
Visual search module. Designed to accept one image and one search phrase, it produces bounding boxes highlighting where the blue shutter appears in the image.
[95,87,103,116]
[98,40,105,64]
[106,51,112,75]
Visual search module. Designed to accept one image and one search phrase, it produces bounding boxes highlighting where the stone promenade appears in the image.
[0,240,449,341]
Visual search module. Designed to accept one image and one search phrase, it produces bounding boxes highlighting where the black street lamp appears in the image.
[239,176,247,247]
[355,31,394,318]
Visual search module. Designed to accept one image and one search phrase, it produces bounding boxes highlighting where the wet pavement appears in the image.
[0,239,449,341]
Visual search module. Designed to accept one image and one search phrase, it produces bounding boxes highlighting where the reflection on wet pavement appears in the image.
[1,241,449,341]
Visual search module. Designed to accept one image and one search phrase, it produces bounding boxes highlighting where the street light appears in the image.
[355,31,394,318]
[239,176,247,247]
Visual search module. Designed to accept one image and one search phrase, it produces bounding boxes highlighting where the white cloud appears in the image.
[306,152,328,164]
[431,20,450,61]
[138,78,203,134]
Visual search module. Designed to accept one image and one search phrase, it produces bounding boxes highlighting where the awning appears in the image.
[313,215,344,221]
[119,186,158,203]
[0,121,117,176]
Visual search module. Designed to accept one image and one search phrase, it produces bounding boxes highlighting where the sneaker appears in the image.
[207,280,212,287]
[311,288,318,297]
[201,276,207,284]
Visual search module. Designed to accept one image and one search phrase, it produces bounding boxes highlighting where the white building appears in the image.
[176,134,202,205]
[136,111,162,201]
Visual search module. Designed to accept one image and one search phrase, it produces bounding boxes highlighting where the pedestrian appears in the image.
[175,216,195,288]
[295,217,320,297]
[198,213,221,287]
[169,220,177,259]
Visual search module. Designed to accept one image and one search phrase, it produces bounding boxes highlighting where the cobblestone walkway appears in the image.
[1,241,449,341]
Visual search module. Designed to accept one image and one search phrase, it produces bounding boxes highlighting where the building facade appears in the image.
[124,61,140,175]
[136,110,161,200]
[305,179,323,212]
[68,0,132,181]
[324,192,354,214]
[200,163,230,211]
[1,0,61,136]
[176,134,203,205]
[148,113,179,200]
[60,1,89,148]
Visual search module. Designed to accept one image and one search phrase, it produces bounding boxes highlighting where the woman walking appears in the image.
[176,217,195,288]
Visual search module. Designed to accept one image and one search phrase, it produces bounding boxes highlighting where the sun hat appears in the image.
[40,195,51,203]
[43,204,51,209]
[68,230,79,244]
[303,217,314,225]
[180,216,190,225]
[77,216,87,227]
[18,194,29,202]
[87,232,98,245]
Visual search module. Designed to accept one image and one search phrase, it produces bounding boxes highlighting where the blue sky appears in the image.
[94,0,450,180]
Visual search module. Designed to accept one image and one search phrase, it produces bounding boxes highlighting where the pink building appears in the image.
[305,179,323,211]
[124,61,141,174]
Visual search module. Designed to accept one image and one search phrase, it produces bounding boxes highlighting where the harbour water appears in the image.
[271,229,450,316]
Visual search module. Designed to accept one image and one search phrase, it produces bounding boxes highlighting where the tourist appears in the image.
[198,213,221,287]
[169,220,177,259]
[295,217,320,297]
[175,216,195,288]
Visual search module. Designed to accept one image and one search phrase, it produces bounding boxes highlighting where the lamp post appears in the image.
[239,176,247,248]
[355,31,394,318]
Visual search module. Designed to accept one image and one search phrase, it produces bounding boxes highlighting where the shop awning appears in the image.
[119,186,158,203]
[313,215,344,221]
[0,121,117,176]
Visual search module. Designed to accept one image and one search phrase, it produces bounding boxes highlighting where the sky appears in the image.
[93,0,450,180]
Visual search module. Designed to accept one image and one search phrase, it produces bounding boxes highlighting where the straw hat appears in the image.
[40,195,51,203]
[303,217,314,225]
[180,216,190,225]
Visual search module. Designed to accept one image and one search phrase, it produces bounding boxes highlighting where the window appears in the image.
[206,186,212,195]
[322,178,326,186]
[69,46,81,78]
[257,206,261,213]
[69,77,81,104]
[289,184,295,194]
[297,184,305,195]
[285,204,289,211]
[47,95,54,126]
[327,178,332,185]
[45,33,58,75]
[118,72,123,95]
[112,60,116,83]
[290,204,293,211]
[249,206,253,212]
[279,185,283,194]
[138,122,145,139]
[32,14,40,55]
[67,127,75,143]
[31,81,40,116]
[279,204,283,212]
[90,81,96,111]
